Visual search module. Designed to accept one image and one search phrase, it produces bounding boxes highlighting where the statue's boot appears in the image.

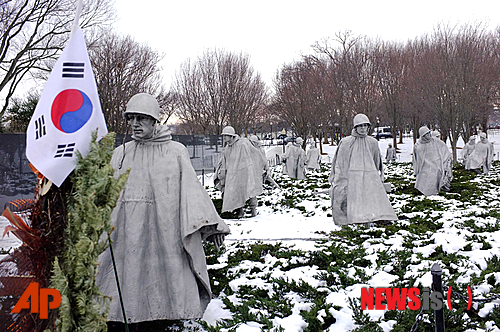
[249,197,258,217]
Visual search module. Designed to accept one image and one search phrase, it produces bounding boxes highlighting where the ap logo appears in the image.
[11,282,61,319]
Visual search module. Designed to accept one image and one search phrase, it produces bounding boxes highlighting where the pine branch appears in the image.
[49,131,129,332]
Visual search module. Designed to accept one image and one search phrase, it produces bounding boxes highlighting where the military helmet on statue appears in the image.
[418,126,431,138]
[249,135,259,142]
[353,114,371,127]
[124,93,160,121]
[221,126,237,136]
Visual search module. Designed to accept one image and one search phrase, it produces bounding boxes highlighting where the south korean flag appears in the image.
[26,27,108,187]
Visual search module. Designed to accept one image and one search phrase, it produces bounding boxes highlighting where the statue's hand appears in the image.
[208,233,226,251]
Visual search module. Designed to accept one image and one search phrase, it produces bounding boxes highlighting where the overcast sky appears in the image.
[115,1,500,88]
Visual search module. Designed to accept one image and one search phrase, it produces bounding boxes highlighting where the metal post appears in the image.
[431,262,445,332]
[107,233,129,332]
[270,123,273,144]
[202,141,205,166]
[192,136,196,159]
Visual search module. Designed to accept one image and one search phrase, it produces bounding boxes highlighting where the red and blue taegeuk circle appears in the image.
[51,89,93,133]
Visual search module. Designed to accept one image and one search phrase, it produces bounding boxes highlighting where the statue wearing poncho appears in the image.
[385,144,397,163]
[306,145,321,170]
[215,130,266,214]
[465,133,493,174]
[282,137,306,179]
[412,127,453,195]
[461,136,476,166]
[96,125,230,323]
[328,115,397,225]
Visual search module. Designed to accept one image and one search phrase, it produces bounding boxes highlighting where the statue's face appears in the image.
[127,113,155,139]
[355,123,369,136]
[481,136,487,143]
[223,134,235,145]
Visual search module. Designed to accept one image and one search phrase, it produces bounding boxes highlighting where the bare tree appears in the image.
[174,49,268,135]
[417,23,500,162]
[157,89,178,125]
[174,58,216,134]
[454,25,500,141]
[305,25,500,160]
[287,56,336,151]
[273,31,380,149]
[0,0,115,117]
[219,52,268,135]
[400,36,435,144]
[372,41,407,149]
[312,32,360,138]
[311,31,380,141]
[88,30,165,133]
[272,61,316,144]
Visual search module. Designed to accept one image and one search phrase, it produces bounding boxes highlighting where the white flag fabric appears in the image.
[26,27,108,187]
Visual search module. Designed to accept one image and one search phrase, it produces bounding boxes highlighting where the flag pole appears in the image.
[108,233,130,332]
[71,0,84,37]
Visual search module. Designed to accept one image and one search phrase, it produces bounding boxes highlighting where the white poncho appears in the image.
[215,137,266,212]
[97,126,230,323]
[461,140,476,165]
[466,140,493,174]
[328,130,397,225]
[412,137,453,196]
[386,146,397,162]
[306,147,321,170]
[283,143,306,179]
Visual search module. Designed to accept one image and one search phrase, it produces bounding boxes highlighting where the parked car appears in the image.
[371,126,393,139]
[284,137,297,144]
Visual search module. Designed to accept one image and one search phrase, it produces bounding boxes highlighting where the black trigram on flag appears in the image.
[54,143,76,158]
[34,115,46,140]
[62,62,84,78]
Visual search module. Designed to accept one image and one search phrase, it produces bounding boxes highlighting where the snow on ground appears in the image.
[197,132,500,332]
[3,131,500,331]
[204,132,500,248]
